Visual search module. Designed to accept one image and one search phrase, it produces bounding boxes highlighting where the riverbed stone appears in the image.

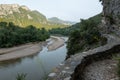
[48,73,56,77]
[59,63,64,66]
[83,52,87,54]
[65,67,70,70]
[62,70,67,74]
[64,77,71,80]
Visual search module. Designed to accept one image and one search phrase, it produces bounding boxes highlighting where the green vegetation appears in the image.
[66,14,107,56]
[49,13,107,57]
[0,22,50,48]
[0,6,67,29]
[49,14,102,36]
[49,23,80,36]
[16,73,26,80]
[49,13,106,56]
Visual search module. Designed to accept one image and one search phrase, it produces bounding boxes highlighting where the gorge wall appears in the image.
[100,0,120,33]
[48,0,120,80]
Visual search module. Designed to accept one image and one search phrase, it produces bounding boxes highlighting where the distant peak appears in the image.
[50,17,60,20]
[48,17,76,25]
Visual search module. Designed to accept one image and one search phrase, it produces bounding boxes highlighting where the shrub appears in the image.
[16,73,26,80]
[67,19,107,56]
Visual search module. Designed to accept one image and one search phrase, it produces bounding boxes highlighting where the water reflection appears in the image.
[0,37,68,80]
[0,58,22,68]
[0,51,42,68]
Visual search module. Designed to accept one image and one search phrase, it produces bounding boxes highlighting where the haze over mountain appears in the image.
[0,4,70,29]
[48,17,76,25]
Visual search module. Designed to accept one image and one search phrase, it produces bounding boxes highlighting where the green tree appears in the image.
[0,22,50,48]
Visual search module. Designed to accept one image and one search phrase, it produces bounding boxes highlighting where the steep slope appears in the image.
[0,4,67,29]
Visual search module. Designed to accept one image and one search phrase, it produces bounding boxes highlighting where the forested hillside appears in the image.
[0,4,68,29]
[49,13,102,36]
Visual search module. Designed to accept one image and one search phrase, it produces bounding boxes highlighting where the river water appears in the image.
[0,37,68,80]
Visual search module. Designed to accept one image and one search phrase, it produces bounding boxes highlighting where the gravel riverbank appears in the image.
[47,36,65,51]
[0,36,65,61]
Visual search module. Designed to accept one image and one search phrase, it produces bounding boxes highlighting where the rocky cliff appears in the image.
[48,0,120,80]
[100,0,120,33]
[0,4,30,17]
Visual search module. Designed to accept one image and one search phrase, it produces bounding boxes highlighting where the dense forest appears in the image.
[0,22,50,48]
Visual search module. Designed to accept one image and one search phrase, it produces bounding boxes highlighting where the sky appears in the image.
[0,0,103,22]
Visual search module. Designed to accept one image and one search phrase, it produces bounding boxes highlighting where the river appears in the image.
[0,37,68,80]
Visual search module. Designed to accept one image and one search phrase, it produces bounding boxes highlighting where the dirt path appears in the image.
[47,36,65,51]
[83,59,119,80]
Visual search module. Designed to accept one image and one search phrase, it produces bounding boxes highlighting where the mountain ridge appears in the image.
[48,17,76,25]
[0,4,68,29]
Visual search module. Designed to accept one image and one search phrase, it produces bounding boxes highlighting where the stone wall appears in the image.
[71,40,120,80]
[47,35,120,80]
[47,0,120,79]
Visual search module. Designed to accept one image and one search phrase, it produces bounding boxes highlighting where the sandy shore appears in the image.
[0,43,34,55]
[47,36,65,51]
[0,42,46,61]
[0,36,65,61]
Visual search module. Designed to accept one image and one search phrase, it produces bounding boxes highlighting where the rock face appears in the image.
[100,0,120,33]
[0,4,30,16]
[48,0,120,80]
